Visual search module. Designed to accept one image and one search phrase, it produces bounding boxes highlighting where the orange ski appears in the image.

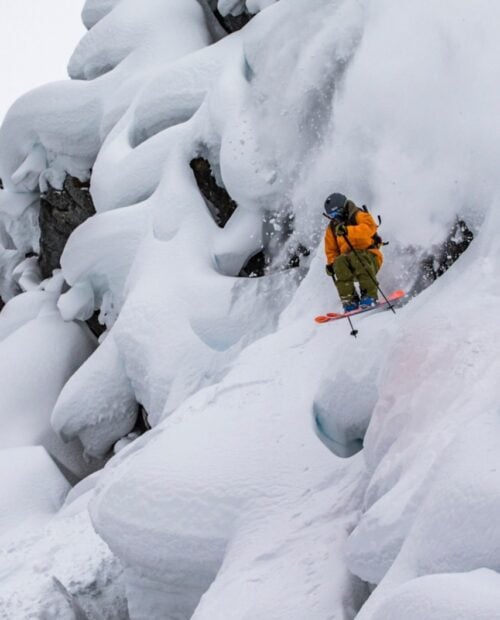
[315,290,405,324]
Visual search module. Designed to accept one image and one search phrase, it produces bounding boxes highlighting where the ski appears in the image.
[314,290,405,324]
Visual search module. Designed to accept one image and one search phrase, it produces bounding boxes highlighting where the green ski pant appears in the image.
[333,250,379,303]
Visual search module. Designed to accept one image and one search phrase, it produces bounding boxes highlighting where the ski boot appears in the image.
[343,301,359,312]
[359,296,377,309]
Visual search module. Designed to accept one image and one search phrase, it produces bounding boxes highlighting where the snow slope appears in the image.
[1,0,500,618]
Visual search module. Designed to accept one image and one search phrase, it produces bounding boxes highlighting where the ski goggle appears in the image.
[325,206,345,220]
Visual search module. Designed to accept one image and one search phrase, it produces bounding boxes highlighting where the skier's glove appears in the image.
[335,224,347,237]
[325,264,334,277]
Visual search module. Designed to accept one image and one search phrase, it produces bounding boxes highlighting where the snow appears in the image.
[0,447,124,618]
[1,0,500,617]
[0,0,213,301]
[91,322,369,618]
[0,289,97,478]
[217,0,278,17]
[0,506,127,619]
[52,332,138,458]
[369,570,500,620]
[0,446,69,537]
[346,208,500,616]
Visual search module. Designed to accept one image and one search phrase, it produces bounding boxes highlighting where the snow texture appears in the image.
[0,504,127,620]
[0,446,69,537]
[0,283,97,479]
[0,0,500,617]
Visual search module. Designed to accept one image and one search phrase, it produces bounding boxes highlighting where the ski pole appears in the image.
[346,313,359,338]
[329,271,358,338]
[341,234,396,314]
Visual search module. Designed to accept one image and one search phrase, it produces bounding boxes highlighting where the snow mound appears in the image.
[345,203,500,616]
[0,446,69,537]
[0,0,212,300]
[0,289,96,478]
[91,320,368,619]
[52,333,138,458]
[371,570,500,620]
[0,506,126,620]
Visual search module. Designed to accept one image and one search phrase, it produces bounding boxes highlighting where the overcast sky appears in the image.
[0,0,85,124]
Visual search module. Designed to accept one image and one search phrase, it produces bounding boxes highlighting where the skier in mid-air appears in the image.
[323,193,383,312]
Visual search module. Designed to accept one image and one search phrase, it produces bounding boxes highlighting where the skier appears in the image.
[324,193,383,312]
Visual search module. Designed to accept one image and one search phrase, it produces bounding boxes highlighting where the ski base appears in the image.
[314,290,405,324]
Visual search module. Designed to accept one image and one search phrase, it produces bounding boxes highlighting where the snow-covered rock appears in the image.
[0,289,97,478]
[91,322,369,618]
[0,504,127,620]
[0,446,69,537]
[345,205,500,616]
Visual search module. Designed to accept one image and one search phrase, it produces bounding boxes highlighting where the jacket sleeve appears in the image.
[346,212,378,249]
[324,225,340,264]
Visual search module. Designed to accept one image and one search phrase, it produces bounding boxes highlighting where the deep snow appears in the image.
[1,0,500,618]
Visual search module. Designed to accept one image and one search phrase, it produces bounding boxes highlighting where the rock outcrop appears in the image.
[38,176,95,279]
[205,0,254,33]
[190,157,238,227]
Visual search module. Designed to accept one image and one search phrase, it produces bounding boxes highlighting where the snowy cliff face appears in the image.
[1,0,500,618]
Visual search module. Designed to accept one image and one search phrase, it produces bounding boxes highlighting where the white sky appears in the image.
[0,1,86,124]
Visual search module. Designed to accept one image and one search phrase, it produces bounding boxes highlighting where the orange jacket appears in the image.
[324,209,383,267]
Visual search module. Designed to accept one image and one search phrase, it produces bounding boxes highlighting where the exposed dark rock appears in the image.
[190,157,238,227]
[86,311,107,338]
[137,404,152,432]
[238,237,310,278]
[287,243,311,269]
[239,249,268,278]
[190,158,309,278]
[38,175,95,279]
[214,9,253,32]
[238,243,311,278]
[205,0,254,33]
[246,211,311,278]
[413,219,474,293]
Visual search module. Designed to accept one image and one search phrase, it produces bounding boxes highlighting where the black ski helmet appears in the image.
[324,193,347,219]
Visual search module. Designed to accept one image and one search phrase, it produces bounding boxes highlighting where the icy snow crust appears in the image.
[1,0,500,617]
